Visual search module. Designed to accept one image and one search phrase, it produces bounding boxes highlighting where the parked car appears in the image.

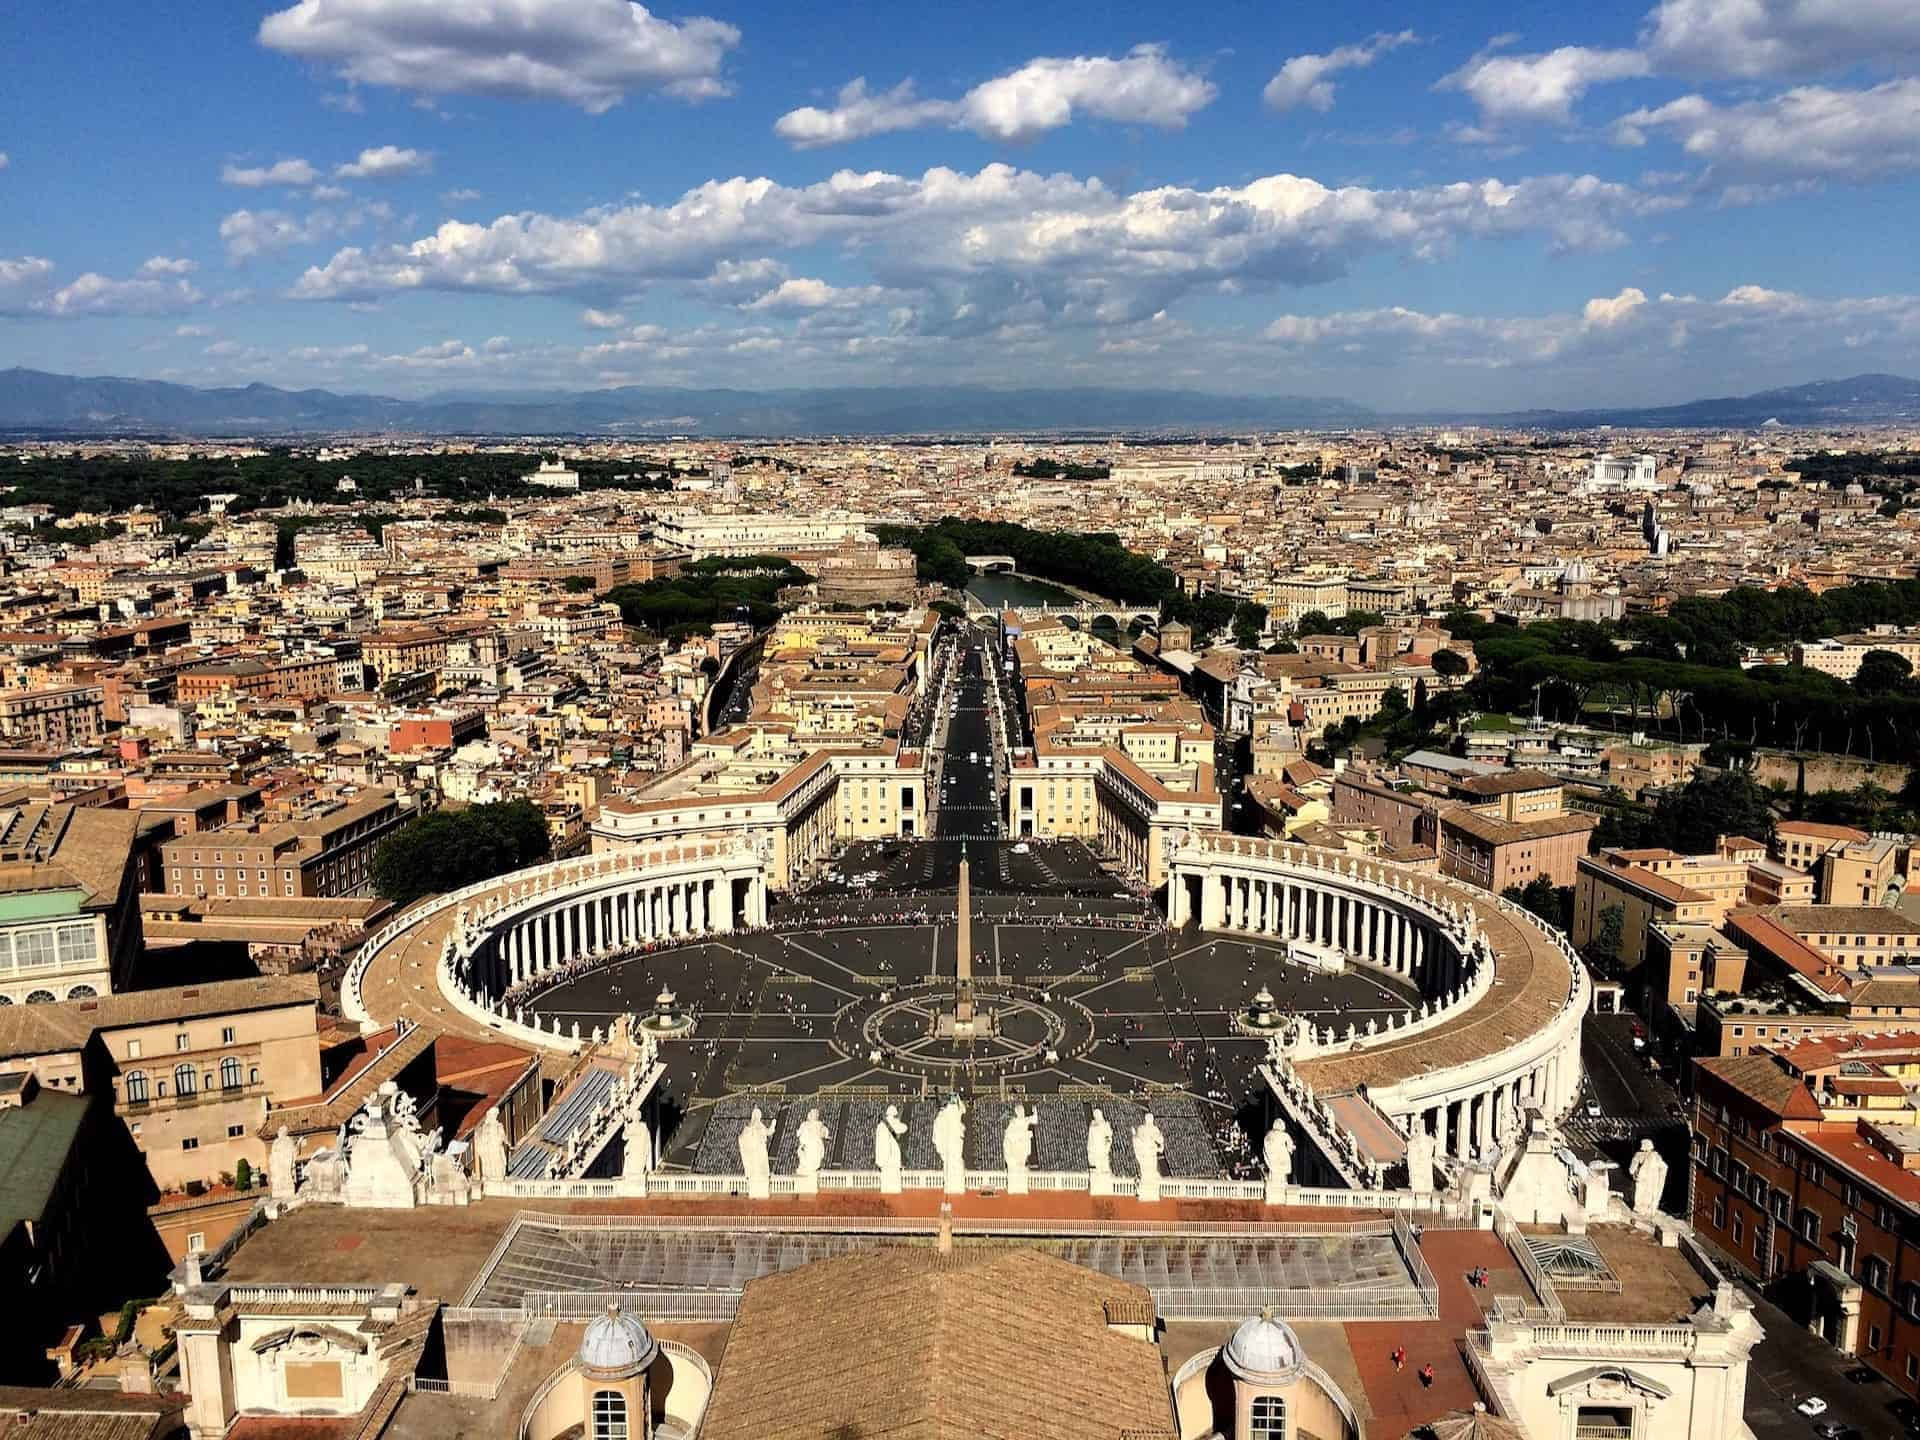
[1797,1396,1828,1417]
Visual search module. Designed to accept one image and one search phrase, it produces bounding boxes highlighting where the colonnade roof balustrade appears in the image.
[1174,834,1582,1098]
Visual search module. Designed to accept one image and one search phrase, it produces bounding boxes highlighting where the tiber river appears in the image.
[963,571,1077,609]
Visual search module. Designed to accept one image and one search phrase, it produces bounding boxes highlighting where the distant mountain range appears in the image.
[1,365,1916,437]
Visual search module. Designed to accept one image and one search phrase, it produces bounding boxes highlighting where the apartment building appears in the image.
[0,804,151,1005]
[158,788,404,899]
[0,684,104,748]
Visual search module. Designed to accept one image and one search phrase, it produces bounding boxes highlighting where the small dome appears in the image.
[579,1303,657,1380]
[1224,1310,1303,1381]
[1559,559,1591,585]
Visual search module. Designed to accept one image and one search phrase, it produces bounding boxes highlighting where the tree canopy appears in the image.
[372,800,551,906]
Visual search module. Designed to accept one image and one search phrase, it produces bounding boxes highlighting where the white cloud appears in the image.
[176,324,212,337]
[443,187,482,203]
[580,306,627,329]
[140,256,199,276]
[335,144,432,179]
[1263,31,1417,113]
[258,0,741,112]
[220,202,390,262]
[0,153,9,171]
[776,44,1215,147]
[1614,77,1920,185]
[1643,0,1920,79]
[1582,286,1648,327]
[774,79,952,148]
[1441,45,1651,127]
[221,156,321,188]
[743,277,892,311]
[1260,283,1920,378]
[0,256,202,317]
[287,162,1668,327]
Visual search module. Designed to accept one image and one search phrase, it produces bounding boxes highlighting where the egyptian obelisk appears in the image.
[953,847,975,1026]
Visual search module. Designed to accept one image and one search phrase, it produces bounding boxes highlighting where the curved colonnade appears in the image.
[345,844,769,1054]
[1169,834,1588,1167]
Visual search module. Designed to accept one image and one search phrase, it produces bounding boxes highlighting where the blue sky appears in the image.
[3,0,1919,409]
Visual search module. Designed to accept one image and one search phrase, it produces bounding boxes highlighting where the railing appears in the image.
[1394,1210,1441,1316]
[1497,1214,1566,1321]
[228,1283,389,1305]
[1526,1323,1700,1354]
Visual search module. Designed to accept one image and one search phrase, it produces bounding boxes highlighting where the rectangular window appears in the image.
[175,1033,190,1051]
[221,1026,235,1044]
[181,1137,198,1151]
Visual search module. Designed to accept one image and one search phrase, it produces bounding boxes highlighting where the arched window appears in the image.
[1250,1394,1286,1440]
[591,1389,629,1440]
[66,984,97,1001]
[220,1056,242,1090]
[25,990,55,1004]
[125,1070,149,1104]
[174,1063,197,1097]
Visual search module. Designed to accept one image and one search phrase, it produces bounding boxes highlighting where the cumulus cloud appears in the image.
[1643,0,1920,79]
[776,44,1215,147]
[1582,286,1648,327]
[222,156,321,188]
[335,144,432,179]
[1263,30,1417,113]
[0,153,9,171]
[285,161,1669,329]
[220,202,390,262]
[0,256,202,317]
[443,187,482,203]
[1442,45,1651,127]
[580,306,626,329]
[1614,77,1920,185]
[140,256,199,276]
[258,0,741,111]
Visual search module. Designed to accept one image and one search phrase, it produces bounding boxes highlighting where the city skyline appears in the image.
[4,0,1920,409]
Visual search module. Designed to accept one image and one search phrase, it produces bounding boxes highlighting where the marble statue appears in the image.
[1262,1118,1294,1205]
[268,1125,297,1200]
[1496,1089,1519,1147]
[1133,1112,1166,1204]
[1002,1103,1037,1193]
[739,1107,776,1198]
[933,1095,967,1194]
[1628,1138,1669,1216]
[1086,1108,1113,1173]
[1405,1125,1435,1196]
[875,1105,907,1192]
[795,1107,831,1192]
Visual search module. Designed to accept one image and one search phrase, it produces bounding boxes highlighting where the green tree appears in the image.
[234,1158,252,1190]
[1504,876,1573,934]
[1855,648,1913,696]
[372,800,552,906]
[1431,649,1469,685]
[1590,902,1625,966]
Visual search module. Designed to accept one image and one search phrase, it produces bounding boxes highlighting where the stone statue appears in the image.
[622,1117,651,1181]
[795,1107,831,1187]
[1405,1125,1435,1196]
[739,1106,776,1197]
[1086,1108,1113,1174]
[875,1105,907,1191]
[1628,1138,1669,1216]
[933,1095,967,1194]
[268,1125,298,1200]
[1262,1118,1294,1205]
[1133,1112,1166,1204]
[1002,1103,1037,1193]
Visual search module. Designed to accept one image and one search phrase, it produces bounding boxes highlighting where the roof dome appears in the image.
[1224,1310,1303,1382]
[1559,559,1592,585]
[578,1303,657,1380]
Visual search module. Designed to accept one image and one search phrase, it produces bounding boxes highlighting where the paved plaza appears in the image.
[526,840,1421,1173]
